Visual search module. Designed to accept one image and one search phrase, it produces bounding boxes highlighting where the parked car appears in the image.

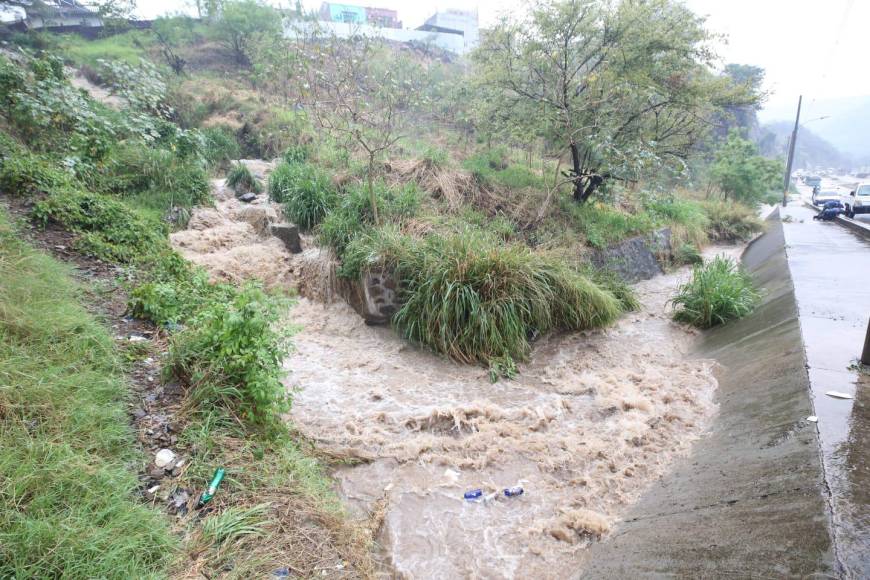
[843,183,870,218]
[812,189,842,206]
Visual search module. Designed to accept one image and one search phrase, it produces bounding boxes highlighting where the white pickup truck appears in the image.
[843,183,870,218]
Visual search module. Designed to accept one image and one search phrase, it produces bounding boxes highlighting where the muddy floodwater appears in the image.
[287,251,736,578]
[169,164,736,577]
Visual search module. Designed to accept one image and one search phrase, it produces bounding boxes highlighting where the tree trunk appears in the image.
[569,141,584,202]
[367,156,380,226]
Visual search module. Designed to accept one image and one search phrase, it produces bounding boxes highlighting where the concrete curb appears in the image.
[580,210,836,578]
[801,199,870,239]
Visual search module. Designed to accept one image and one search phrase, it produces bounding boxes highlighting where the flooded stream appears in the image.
[171,164,734,577]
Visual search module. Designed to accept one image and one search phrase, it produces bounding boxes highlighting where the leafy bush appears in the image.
[32,190,167,263]
[129,251,234,326]
[702,200,764,242]
[344,227,624,371]
[709,132,783,205]
[671,256,760,328]
[0,152,71,197]
[226,162,262,194]
[282,144,310,165]
[268,161,336,229]
[167,284,291,426]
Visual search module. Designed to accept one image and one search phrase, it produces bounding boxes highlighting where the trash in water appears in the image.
[463,489,483,500]
[273,567,290,578]
[806,416,819,423]
[504,486,524,497]
[825,391,854,400]
[482,491,499,504]
[198,467,226,507]
[128,334,148,342]
[154,448,176,468]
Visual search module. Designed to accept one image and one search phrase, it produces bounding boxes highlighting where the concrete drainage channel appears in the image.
[581,211,837,577]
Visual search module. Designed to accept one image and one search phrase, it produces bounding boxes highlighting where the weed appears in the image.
[671,256,760,328]
[202,125,242,170]
[566,199,657,249]
[268,161,336,230]
[226,162,262,195]
[200,504,269,547]
[0,151,72,197]
[283,143,310,165]
[702,200,764,242]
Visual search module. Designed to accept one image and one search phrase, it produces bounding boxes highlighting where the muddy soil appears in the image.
[168,169,737,578]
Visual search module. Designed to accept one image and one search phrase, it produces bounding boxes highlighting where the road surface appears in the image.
[782,193,870,577]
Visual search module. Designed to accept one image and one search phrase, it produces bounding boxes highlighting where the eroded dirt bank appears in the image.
[169,167,733,577]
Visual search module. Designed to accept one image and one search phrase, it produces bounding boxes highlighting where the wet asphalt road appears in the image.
[783,184,870,577]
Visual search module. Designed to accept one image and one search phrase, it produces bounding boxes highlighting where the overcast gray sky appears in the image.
[136,0,869,121]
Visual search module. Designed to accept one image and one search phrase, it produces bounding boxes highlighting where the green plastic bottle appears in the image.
[198,468,225,506]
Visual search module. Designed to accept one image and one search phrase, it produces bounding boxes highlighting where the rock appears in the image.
[149,467,165,480]
[270,223,302,253]
[236,205,278,236]
[154,448,176,468]
[590,228,673,283]
[131,407,147,420]
[169,489,190,515]
[238,192,257,203]
[337,268,401,325]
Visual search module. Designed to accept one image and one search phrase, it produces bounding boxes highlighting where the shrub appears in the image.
[0,152,71,197]
[32,190,167,263]
[345,227,624,372]
[321,181,420,260]
[268,161,335,230]
[282,144,309,165]
[463,148,544,190]
[226,162,261,195]
[702,200,764,242]
[565,200,657,249]
[671,256,760,328]
[202,125,241,170]
[167,284,291,426]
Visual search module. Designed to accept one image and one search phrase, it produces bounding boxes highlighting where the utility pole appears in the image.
[783,95,802,207]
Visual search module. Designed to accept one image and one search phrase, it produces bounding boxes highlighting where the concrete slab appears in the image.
[581,213,836,578]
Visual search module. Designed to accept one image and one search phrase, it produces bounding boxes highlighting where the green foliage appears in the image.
[674,243,704,265]
[709,132,783,204]
[0,210,175,578]
[565,199,657,249]
[167,284,291,427]
[210,0,282,66]
[268,161,336,230]
[671,256,760,328]
[62,30,148,68]
[202,125,242,169]
[643,194,710,248]
[0,151,71,197]
[32,190,167,263]
[200,504,268,547]
[226,162,262,194]
[282,143,310,165]
[702,200,764,242]
[321,181,420,262]
[98,58,172,119]
[344,226,624,371]
[463,148,544,190]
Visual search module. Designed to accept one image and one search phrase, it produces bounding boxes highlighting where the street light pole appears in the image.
[783,95,802,207]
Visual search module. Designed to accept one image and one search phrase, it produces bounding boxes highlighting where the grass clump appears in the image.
[226,162,262,195]
[345,226,624,373]
[566,200,657,249]
[0,209,175,578]
[32,189,168,263]
[268,161,335,230]
[167,284,291,427]
[702,200,764,242]
[202,125,242,170]
[671,256,760,328]
[463,148,544,190]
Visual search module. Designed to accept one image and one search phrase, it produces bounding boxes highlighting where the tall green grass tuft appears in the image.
[345,227,624,373]
[268,161,335,230]
[0,209,175,577]
[702,200,764,242]
[226,162,262,195]
[671,256,760,328]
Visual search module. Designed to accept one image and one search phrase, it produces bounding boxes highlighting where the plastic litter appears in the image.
[825,391,854,400]
[806,416,819,423]
[504,486,524,497]
[463,489,483,500]
[198,468,225,507]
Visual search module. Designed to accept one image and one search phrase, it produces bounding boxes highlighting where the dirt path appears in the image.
[286,248,737,578]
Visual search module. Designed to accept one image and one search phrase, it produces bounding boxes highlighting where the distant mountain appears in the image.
[759,96,870,159]
[759,121,851,170]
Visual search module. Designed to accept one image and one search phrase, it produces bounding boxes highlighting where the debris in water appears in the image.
[128,334,148,342]
[273,567,290,578]
[463,489,483,500]
[504,486,524,497]
[825,391,854,399]
[238,192,257,203]
[806,416,819,423]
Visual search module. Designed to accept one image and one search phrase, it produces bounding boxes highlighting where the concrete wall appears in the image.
[581,211,836,577]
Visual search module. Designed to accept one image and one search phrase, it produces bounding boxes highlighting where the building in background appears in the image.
[309,2,479,56]
[0,0,102,32]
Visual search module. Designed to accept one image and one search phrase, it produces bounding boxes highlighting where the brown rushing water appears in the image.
[169,168,735,577]
[286,249,737,578]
